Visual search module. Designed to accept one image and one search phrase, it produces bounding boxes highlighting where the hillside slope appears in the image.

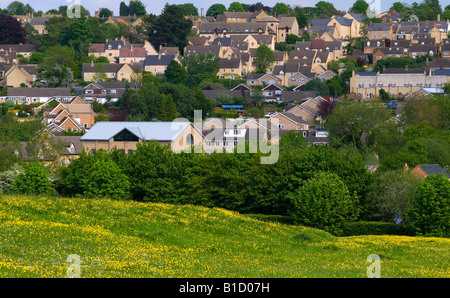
[0,196,449,278]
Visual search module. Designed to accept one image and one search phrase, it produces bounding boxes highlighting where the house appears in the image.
[215,11,269,23]
[118,45,147,64]
[412,164,450,179]
[0,44,40,59]
[277,17,299,42]
[408,44,437,58]
[268,112,309,131]
[80,121,205,153]
[43,97,96,133]
[88,39,126,63]
[350,70,450,99]
[198,22,271,41]
[82,61,136,82]
[0,63,37,88]
[6,87,72,105]
[202,117,270,153]
[143,54,182,76]
[247,73,282,86]
[77,82,140,104]
[217,57,243,79]
[367,22,394,40]
[283,96,328,125]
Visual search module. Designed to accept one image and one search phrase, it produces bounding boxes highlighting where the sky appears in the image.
[0,0,426,16]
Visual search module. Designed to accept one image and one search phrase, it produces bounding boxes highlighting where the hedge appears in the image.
[342,221,415,236]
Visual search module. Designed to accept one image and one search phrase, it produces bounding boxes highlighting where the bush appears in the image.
[341,221,415,236]
[406,174,450,237]
[12,162,56,195]
[287,171,359,236]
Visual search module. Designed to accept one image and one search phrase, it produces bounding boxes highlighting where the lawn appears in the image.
[0,195,449,278]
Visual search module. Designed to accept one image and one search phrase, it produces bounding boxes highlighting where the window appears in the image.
[186,134,193,145]
[114,129,139,142]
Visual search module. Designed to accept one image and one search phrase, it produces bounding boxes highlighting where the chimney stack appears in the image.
[403,163,409,173]
[158,45,162,59]
[91,59,94,67]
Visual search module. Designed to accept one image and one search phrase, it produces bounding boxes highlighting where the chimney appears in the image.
[201,8,204,17]
[403,163,409,173]
[90,59,94,67]
[158,45,162,59]
[437,14,440,21]
[405,64,408,71]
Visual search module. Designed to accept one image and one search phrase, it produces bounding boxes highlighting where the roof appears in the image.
[82,63,126,73]
[7,87,71,97]
[144,55,176,66]
[80,122,193,142]
[415,164,450,178]
[310,18,331,26]
[434,69,450,76]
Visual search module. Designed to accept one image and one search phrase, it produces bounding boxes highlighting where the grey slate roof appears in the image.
[144,55,176,66]
[415,164,450,178]
[80,122,193,142]
[310,18,330,26]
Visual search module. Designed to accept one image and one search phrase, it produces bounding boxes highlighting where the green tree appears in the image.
[366,170,422,222]
[177,3,199,16]
[272,3,289,16]
[228,2,245,12]
[149,4,192,52]
[349,0,369,14]
[254,44,275,73]
[325,101,392,149]
[288,171,358,235]
[12,162,56,195]
[390,2,405,12]
[182,52,220,87]
[6,1,26,15]
[164,60,188,85]
[206,3,227,17]
[128,0,146,16]
[119,1,129,16]
[83,159,131,200]
[99,8,112,18]
[406,174,450,237]
[315,1,338,17]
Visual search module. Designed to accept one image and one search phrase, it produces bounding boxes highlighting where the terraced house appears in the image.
[350,69,450,99]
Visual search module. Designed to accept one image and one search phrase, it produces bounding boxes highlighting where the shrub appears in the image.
[287,171,359,236]
[341,221,415,236]
[83,159,131,200]
[406,174,450,237]
[12,162,56,195]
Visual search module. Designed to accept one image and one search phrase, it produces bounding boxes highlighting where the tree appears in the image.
[0,13,26,44]
[406,174,450,237]
[148,5,192,53]
[99,8,112,18]
[228,2,245,12]
[60,19,93,60]
[128,0,146,16]
[119,1,129,16]
[253,44,275,73]
[83,159,131,200]
[390,2,405,12]
[164,60,188,85]
[12,162,56,195]
[6,1,26,15]
[325,101,392,149]
[349,0,369,14]
[272,3,289,16]
[206,4,227,17]
[182,52,220,87]
[177,3,199,16]
[315,1,338,18]
[304,78,330,96]
[288,171,358,235]
[366,170,422,222]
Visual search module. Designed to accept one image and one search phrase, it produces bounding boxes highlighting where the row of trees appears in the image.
[3,132,448,237]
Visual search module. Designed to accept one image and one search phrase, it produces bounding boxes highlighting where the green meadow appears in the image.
[0,195,449,278]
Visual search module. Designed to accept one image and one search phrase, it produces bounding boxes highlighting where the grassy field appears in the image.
[0,195,449,278]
